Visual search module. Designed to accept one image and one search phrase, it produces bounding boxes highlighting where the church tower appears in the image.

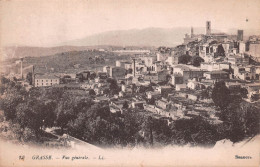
[206,21,211,35]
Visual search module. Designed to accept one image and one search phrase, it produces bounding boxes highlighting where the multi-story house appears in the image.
[34,74,60,87]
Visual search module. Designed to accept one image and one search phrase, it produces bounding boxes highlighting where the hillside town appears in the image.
[0,21,260,148]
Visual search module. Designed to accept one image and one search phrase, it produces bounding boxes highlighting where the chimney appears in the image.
[32,65,35,86]
[20,58,24,79]
[133,59,136,77]
[191,27,194,37]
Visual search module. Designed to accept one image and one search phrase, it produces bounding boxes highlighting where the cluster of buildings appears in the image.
[6,21,259,125]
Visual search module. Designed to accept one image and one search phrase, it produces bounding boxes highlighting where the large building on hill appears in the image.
[34,74,60,87]
[204,70,229,80]
[204,21,228,42]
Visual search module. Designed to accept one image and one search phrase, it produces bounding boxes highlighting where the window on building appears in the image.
[42,80,43,82]
[42,83,43,85]
[46,83,48,85]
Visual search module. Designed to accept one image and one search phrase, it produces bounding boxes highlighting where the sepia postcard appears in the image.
[0,0,260,166]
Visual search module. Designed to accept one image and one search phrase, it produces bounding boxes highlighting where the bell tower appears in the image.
[206,21,211,35]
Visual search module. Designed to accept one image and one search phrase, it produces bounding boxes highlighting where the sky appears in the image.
[1,0,260,47]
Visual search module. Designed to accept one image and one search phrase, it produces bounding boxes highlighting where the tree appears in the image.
[251,94,259,102]
[1,76,10,84]
[225,106,245,142]
[109,79,120,95]
[166,74,171,82]
[26,72,33,85]
[103,88,110,95]
[147,97,155,105]
[200,87,212,99]
[122,111,143,145]
[61,75,71,84]
[16,102,31,129]
[76,73,84,82]
[212,81,231,110]
[14,98,57,138]
[215,44,225,57]
[67,102,122,146]
[178,54,192,64]
[218,101,260,142]
[242,103,260,136]
[89,73,96,80]
[55,95,80,133]
[240,88,248,98]
[89,89,96,96]
[1,91,24,120]
[146,85,154,92]
[142,116,154,146]
[171,116,219,146]
[127,68,133,74]
[138,86,147,93]
[106,78,113,83]
[131,84,137,94]
[191,56,204,67]
[123,101,128,109]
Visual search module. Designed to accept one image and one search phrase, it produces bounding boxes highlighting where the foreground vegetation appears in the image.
[0,77,259,148]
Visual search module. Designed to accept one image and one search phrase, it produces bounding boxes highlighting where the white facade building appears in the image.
[34,74,60,87]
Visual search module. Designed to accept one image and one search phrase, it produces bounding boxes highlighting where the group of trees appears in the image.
[1,76,259,147]
[178,54,192,64]
[0,76,144,146]
[191,56,204,67]
[178,54,204,67]
[137,115,222,147]
[26,72,33,85]
[0,76,222,147]
[107,78,120,95]
[211,81,260,142]
[76,71,97,82]
[88,56,105,64]
[214,45,225,57]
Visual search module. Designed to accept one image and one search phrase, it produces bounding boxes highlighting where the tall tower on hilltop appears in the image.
[237,30,244,41]
[206,21,211,35]
[191,27,194,37]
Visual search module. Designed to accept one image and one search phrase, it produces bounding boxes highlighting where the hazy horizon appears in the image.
[1,0,260,47]
[3,26,260,48]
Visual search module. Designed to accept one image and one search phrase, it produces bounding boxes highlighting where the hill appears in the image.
[61,27,206,47]
[2,27,219,60]
[1,46,104,60]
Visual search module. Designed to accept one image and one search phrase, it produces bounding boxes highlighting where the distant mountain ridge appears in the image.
[2,46,94,60]
[2,27,260,60]
[1,45,155,60]
[61,27,207,47]
[2,27,203,60]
